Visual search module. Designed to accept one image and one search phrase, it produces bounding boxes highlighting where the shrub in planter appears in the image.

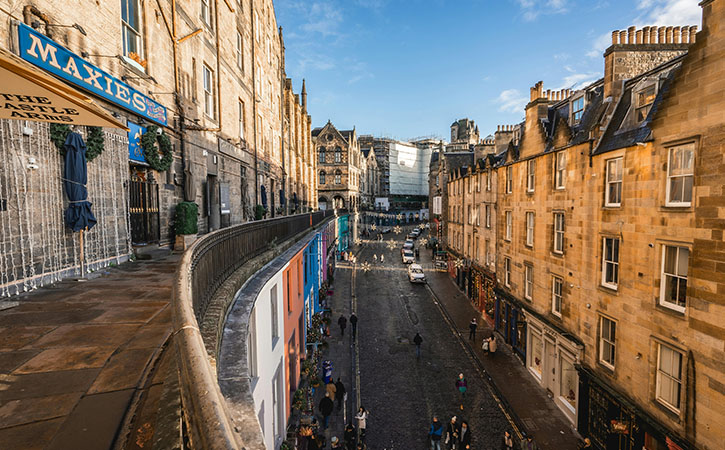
[254,204,267,220]
[175,202,198,235]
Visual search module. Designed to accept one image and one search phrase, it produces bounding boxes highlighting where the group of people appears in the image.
[469,318,497,355]
[337,313,358,340]
[429,417,534,450]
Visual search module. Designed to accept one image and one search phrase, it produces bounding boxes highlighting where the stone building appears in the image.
[313,121,362,211]
[360,146,380,209]
[442,3,724,448]
[0,0,315,295]
[447,118,480,151]
[282,78,316,214]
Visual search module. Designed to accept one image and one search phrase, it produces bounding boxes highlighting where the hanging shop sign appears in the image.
[17,23,167,127]
[128,120,146,163]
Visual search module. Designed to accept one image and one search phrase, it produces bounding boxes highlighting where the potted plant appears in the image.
[174,201,198,251]
[254,204,267,220]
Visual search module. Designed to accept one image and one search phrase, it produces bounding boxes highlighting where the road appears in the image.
[353,227,515,449]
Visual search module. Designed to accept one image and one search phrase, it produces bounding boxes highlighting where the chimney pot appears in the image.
[650,26,658,43]
[666,26,673,43]
[612,30,619,44]
[690,26,697,43]
[619,30,627,45]
[627,26,636,43]
[658,26,665,43]
[636,29,643,44]
[673,26,681,43]
[681,26,689,43]
[546,89,551,99]
[642,26,650,44]
[497,125,501,132]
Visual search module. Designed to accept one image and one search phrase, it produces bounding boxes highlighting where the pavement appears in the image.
[0,252,177,450]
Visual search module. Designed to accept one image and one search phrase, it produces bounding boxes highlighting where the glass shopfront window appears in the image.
[560,356,577,412]
[530,331,543,379]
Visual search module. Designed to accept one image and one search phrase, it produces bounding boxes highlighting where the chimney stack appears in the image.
[690,25,697,43]
[642,26,650,43]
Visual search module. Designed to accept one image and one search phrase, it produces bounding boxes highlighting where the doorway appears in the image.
[128,179,160,245]
[544,338,557,394]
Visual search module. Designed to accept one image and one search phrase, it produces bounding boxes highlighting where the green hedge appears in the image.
[175,202,198,235]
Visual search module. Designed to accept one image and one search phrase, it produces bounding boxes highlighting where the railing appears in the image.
[173,211,332,449]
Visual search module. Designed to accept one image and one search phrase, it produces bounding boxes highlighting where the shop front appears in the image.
[494,288,527,361]
[336,214,349,258]
[472,268,496,326]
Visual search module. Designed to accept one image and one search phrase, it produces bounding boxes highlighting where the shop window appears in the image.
[529,331,543,379]
[121,0,144,67]
[656,343,683,413]
[560,357,577,410]
[552,276,563,317]
[599,316,616,370]
[660,245,689,312]
[605,158,622,207]
[527,159,536,192]
[601,237,620,290]
[555,151,566,189]
[553,212,565,254]
[666,144,694,207]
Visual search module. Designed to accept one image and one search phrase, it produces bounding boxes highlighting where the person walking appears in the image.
[343,423,356,450]
[468,318,478,341]
[456,373,468,410]
[331,436,343,449]
[502,431,515,450]
[380,254,385,263]
[326,379,337,402]
[459,420,471,450]
[482,336,490,354]
[428,415,444,450]
[319,393,335,430]
[489,334,498,357]
[414,332,423,359]
[373,254,378,262]
[520,435,539,450]
[338,314,347,336]
[415,247,420,259]
[335,378,346,410]
[355,406,368,441]
[444,416,460,450]
[350,313,358,340]
[577,438,593,449]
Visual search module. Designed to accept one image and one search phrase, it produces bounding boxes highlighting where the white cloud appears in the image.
[635,0,701,27]
[557,71,600,90]
[515,0,569,21]
[497,89,529,114]
[586,31,613,58]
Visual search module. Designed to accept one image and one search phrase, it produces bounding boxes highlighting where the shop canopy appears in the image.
[0,47,127,130]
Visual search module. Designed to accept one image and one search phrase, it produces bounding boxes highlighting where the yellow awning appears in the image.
[0,47,128,130]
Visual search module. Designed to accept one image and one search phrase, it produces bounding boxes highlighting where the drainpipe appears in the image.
[22,6,51,36]
[250,0,259,210]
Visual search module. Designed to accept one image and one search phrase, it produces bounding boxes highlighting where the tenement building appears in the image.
[313,121,363,211]
[0,0,317,295]
[442,2,724,449]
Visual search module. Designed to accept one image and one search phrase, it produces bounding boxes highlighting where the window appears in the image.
[524,265,533,300]
[605,158,623,206]
[487,169,491,191]
[236,31,243,70]
[435,174,439,186]
[555,151,566,189]
[318,148,326,163]
[238,100,245,139]
[525,212,534,247]
[270,285,279,340]
[505,211,512,241]
[335,148,341,163]
[203,64,215,118]
[552,276,563,317]
[254,10,259,41]
[248,310,258,377]
[468,205,472,225]
[504,257,511,287]
[572,96,584,123]
[476,174,481,192]
[485,204,491,228]
[121,0,143,61]
[553,212,565,254]
[527,160,536,192]
[660,245,689,312]
[599,316,616,369]
[656,344,683,412]
[335,170,341,185]
[601,237,620,289]
[666,144,694,206]
[201,0,212,29]
[506,166,513,193]
[635,85,656,122]
[476,205,480,226]
[485,239,490,265]
[319,171,326,185]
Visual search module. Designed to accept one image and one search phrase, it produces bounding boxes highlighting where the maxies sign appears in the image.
[15,23,167,127]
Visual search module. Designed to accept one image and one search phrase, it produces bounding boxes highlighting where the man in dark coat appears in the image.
[413,332,423,358]
[445,416,460,450]
[468,318,478,341]
[459,420,471,449]
[319,393,335,429]
[338,314,347,336]
[428,415,444,450]
[349,313,358,340]
[335,377,346,410]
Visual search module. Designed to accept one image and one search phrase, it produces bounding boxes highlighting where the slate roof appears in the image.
[445,152,474,174]
[312,128,323,137]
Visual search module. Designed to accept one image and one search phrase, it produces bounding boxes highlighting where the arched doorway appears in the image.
[319,196,328,211]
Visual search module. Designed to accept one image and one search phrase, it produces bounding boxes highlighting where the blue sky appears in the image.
[276,0,702,141]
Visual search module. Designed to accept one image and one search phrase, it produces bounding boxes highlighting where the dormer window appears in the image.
[635,85,656,122]
[571,96,584,123]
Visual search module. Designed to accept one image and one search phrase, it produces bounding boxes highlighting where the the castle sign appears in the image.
[17,23,167,127]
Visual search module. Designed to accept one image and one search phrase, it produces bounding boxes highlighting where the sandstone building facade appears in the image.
[313,121,362,211]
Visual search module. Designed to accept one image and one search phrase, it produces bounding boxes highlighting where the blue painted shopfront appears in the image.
[337,214,349,257]
[304,233,324,323]
[494,288,527,361]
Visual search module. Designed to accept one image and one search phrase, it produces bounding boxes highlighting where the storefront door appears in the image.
[544,338,557,394]
[128,179,160,245]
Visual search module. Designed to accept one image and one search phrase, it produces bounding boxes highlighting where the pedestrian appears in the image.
[414,332,423,358]
[335,377,346,410]
[468,318,478,341]
[373,254,378,262]
[456,373,468,410]
[308,433,322,450]
[520,435,538,450]
[350,313,358,339]
[380,254,384,263]
[355,406,368,441]
[459,420,471,449]
[489,334,498,357]
[502,430,515,450]
[319,392,334,429]
[415,247,420,259]
[429,415,444,450]
[338,314,347,336]
[444,416,460,450]
[331,436,343,449]
[482,337,489,354]
[326,379,337,402]
[344,423,356,450]
[577,438,593,449]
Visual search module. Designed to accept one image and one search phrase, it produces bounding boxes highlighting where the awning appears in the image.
[0,47,128,130]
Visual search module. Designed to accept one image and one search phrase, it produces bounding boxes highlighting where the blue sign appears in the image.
[128,121,147,163]
[17,23,167,127]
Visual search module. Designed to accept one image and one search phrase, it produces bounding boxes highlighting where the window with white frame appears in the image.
[656,343,683,413]
[487,169,492,191]
[201,0,212,29]
[270,285,279,341]
[524,265,533,300]
[605,158,623,206]
[660,245,689,312]
[553,212,565,254]
[203,64,215,118]
[485,239,490,265]
[476,174,481,192]
[666,144,694,206]
[476,205,480,226]
[506,166,513,193]
[527,159,536,192]
[504,257,511,287]
[635,85,656,122]
[599,316,616,369]
[485,204,491,228]
[335,170,341,185]
[238,99,245,139]
[468,205,472,225]
[572,96,584,123]
[555,151,566,189]
[525,212,534,247]
[505,211,512,241]
[248,309,258,377]
[602,237,620,289]
[552,276,563,317]
[335,148,341,163]
[121,0,143,62]
[236,31,244,70]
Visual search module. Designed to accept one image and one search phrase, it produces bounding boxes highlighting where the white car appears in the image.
[408,264,426,283]
[402,249,415,264]
[403,241,414,251]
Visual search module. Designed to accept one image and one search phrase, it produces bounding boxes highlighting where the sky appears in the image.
[276,0,702,142]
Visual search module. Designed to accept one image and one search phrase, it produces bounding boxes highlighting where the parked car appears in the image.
[380,227,391,234]
[411,229,420,238]
[407,264,426,283]
[403,241,414,251]
[402,249,415,264]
